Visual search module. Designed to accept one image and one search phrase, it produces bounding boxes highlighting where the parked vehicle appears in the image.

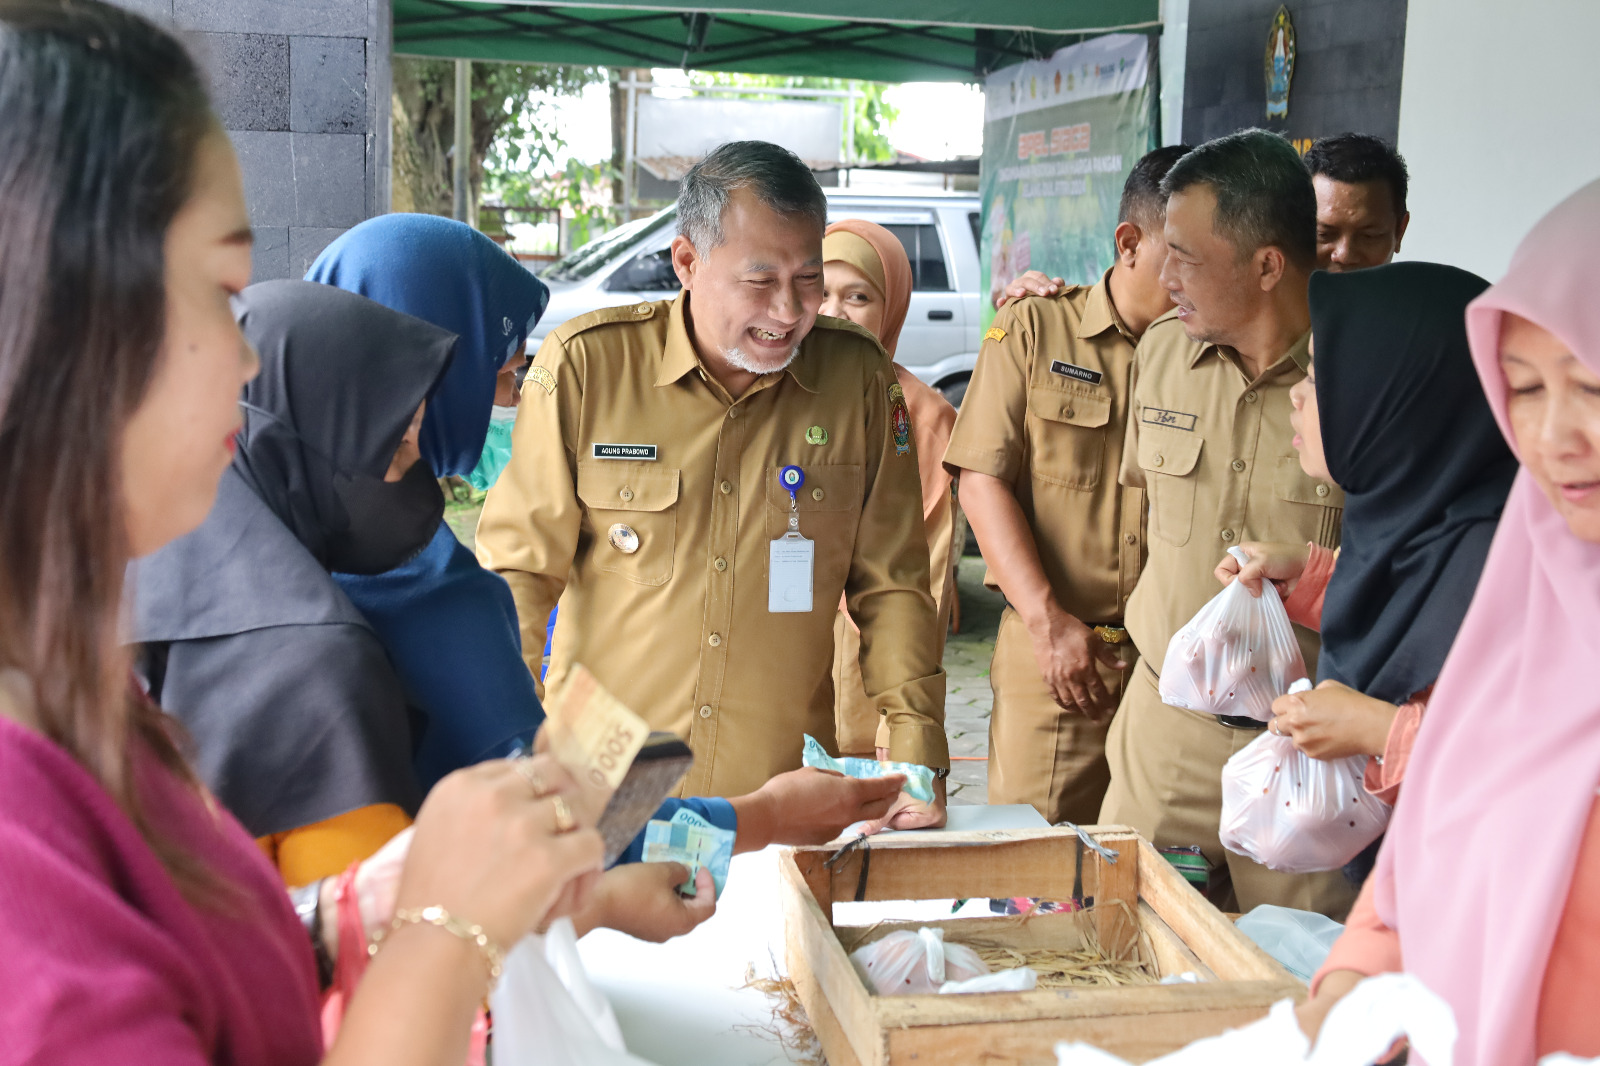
[531,191,983,406]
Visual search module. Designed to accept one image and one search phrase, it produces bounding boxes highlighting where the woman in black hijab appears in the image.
[1223,261,1517,802]
[130,279,455,883]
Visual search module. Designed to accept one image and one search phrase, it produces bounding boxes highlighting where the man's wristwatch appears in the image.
[932,767,950,780]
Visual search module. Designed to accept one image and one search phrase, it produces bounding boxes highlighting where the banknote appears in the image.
[641,808,735,898]
[542,664,650,792]
[801,734,935,802]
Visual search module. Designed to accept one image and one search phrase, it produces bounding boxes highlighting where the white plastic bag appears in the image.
[489,917,661,1065]
[1236,905,1345,982]
[1160,547,1307,722]
[1055,972,1458,1066]
[1219,731,1391,874]
[940,967,1038,994]
[849,927,988,995]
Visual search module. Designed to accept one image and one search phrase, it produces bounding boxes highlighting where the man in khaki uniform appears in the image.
[477,141,949,819]
[945,146,1190,826]
[1101,130,1354,917]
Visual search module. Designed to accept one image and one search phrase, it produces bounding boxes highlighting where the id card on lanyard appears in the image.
[770,465,814,613]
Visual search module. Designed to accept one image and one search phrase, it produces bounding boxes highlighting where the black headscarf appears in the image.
[129,280,456,836]
[1312,262,1518,703]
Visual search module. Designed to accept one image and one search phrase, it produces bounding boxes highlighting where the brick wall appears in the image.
[115,0,392,281]
[1181,0,1408,148]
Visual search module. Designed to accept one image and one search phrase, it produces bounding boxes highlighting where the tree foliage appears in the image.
[391,57,604,219]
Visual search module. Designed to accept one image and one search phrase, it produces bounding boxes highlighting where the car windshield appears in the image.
[541,207,677,282]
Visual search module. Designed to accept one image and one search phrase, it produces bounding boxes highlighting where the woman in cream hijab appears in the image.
[818,219,960,757]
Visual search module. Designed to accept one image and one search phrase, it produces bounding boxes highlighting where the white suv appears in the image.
[531,190,983,406]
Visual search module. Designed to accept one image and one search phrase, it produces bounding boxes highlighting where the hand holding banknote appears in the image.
[570,862,717,942]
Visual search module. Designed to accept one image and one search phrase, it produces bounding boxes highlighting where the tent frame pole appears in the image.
[452,58,470,223]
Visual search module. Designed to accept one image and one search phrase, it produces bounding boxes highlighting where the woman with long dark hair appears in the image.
[0,3,602,1061]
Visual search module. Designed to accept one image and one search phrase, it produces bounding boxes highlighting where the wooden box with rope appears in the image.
[780,826,1302,1065]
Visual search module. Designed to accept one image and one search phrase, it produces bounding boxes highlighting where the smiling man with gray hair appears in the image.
[476,140,949,824]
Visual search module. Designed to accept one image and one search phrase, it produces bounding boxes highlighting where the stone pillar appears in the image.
[111,0,392,281]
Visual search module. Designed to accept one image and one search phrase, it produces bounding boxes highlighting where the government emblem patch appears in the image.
[525,366,557,395]
[888,383,912,456]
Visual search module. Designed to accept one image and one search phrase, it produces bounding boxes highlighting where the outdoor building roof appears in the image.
[392,0,1162,82]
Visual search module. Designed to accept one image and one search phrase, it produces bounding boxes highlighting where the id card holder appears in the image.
[770,464,814,613]
[769,532,814,613]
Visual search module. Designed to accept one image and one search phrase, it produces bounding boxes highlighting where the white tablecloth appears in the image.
[576,805,1050,1066]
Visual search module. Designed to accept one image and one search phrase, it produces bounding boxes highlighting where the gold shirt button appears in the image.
[728,406,740,418]
[714,557,727,571]
[633,304,651,315]
[1231,459,1246,472]
[1221,528,1236,542]
[1245,390,1259,404]
[1064,407,1075,418]
[1316,484,1331,497]
[619,487,634,502]
[1124,533,1138,545]
[699,705,713,718]
[720,480,732,494]
[707,633,722,647]
[812,487,824,501]
[1153,454,1165,468]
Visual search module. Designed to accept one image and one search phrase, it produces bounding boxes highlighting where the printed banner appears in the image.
[980,33,1156,329]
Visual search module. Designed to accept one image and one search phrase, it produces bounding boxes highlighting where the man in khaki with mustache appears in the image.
[478,141,948,827]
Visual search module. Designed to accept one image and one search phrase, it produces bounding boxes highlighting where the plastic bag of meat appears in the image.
[1219,727,1392,874]
[849,928,988,995]
[1159,547,1307,722]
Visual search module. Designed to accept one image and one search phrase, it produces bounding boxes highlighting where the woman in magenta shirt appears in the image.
[0,4,606,1063]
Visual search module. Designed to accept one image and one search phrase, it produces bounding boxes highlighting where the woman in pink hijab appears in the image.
[817,219,960,758]
[1299,180,1600,1061]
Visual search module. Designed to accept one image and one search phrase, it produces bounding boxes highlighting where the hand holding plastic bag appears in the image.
[850,927,989,995]
[1160,547,1307,722]
[1219,684,1391,874]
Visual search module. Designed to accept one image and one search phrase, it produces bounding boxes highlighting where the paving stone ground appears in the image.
[448,495,1004,805]
[942,553,1002,806]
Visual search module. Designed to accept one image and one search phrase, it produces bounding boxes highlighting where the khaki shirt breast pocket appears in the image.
[576,460,680,586]
[1138,429,1203,547]
[766,464,863,592]
[1027,387,1111,490]
[1272,457,1344,549]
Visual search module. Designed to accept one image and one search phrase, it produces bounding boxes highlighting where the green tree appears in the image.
[684,72,900,163]
[391,58,604,219]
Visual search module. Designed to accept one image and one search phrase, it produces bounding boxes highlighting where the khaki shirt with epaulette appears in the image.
[1120,312,1345,675]
[943,272,1146,625]
[476,291,949,798]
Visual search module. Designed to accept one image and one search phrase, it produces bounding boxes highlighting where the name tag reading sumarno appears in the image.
[1049,360,1103,386]
[592,443,658,461]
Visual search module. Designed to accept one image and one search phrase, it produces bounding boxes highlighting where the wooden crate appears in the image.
[780,825,1302,1065]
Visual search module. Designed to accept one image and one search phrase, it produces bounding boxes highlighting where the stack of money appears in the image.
[641,808,735,898]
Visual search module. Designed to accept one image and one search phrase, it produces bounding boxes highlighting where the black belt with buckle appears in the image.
[1216,714,1268,730]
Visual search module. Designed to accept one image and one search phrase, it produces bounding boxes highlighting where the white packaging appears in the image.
[940,967,1038,994]
[849,927,989,995]
[1219,731,1391,874]
[1159,548,1307,722]
[1055,972,1458,1066]
[490,917,660,1065]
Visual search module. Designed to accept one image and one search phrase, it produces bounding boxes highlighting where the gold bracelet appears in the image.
[367,905,505,992]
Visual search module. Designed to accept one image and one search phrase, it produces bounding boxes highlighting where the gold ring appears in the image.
[514,758,550,797]
[551,795,576,834]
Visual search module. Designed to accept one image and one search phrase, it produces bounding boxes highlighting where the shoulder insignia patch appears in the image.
[525,365,557,395]
[888,382,912,456]
[984,326,1007,343]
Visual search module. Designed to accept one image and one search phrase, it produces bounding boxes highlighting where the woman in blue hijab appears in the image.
[307,214,549,789]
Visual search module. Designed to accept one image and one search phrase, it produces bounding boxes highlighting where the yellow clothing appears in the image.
[476,292,949,797]
[1101,310,1349,915]
[257,802,411,886]
[825,365,959,756]
[943,275,1147,624]
[942,274,1146,820]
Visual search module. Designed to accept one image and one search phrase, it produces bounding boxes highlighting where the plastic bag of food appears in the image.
[1235,905,1344,982]
[1219,730,1391,874]
[849,927,988,995]
[1159,547,1307,722]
